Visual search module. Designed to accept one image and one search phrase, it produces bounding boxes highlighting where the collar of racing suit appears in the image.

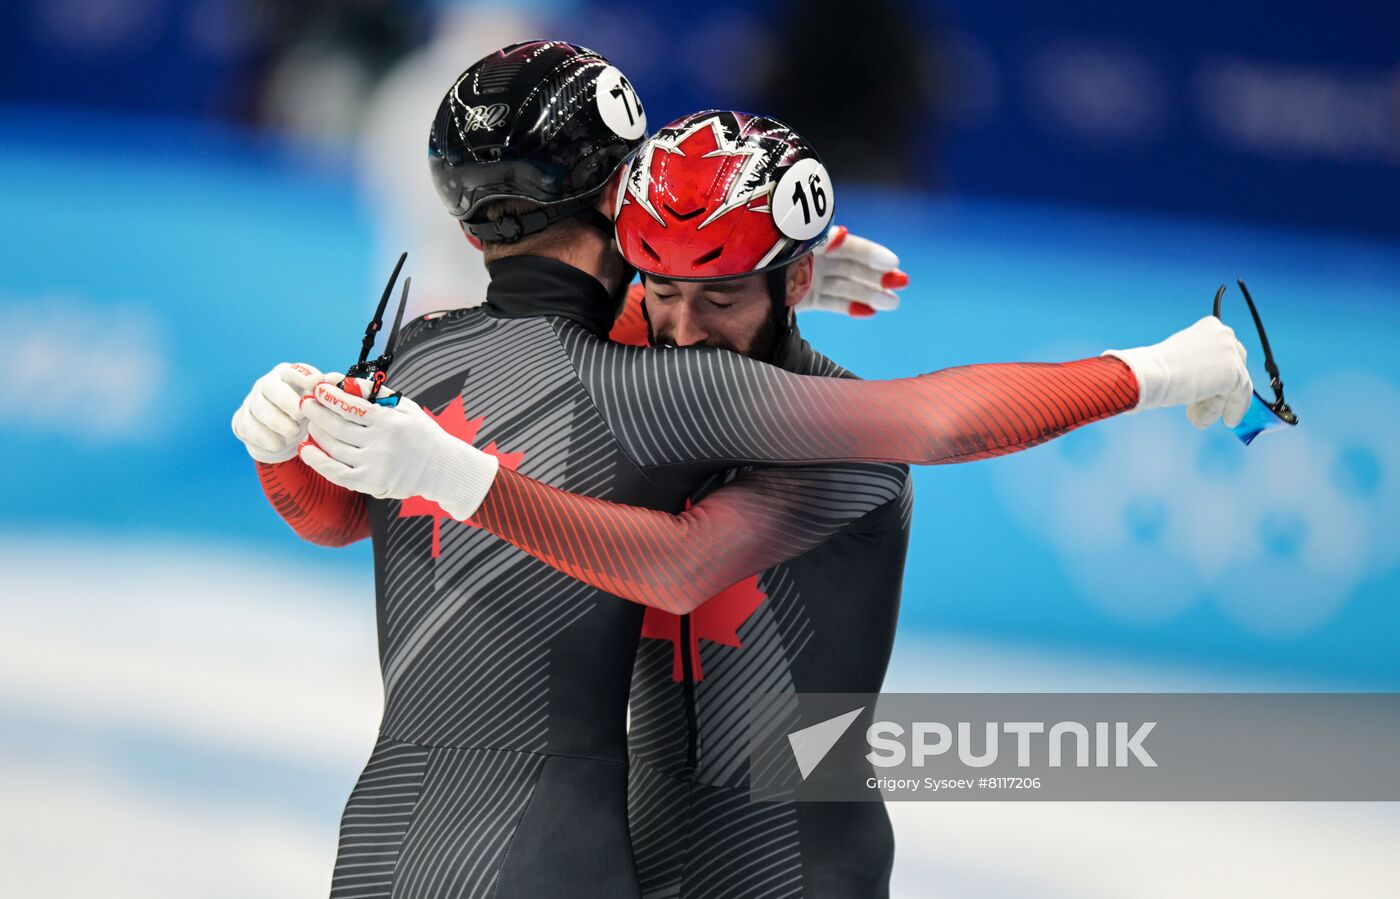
[483,255,618,338]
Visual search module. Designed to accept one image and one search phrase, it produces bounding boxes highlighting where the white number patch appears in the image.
[772,158,833,241]
[595,66,646,141]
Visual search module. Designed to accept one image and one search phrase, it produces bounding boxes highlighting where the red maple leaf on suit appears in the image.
[398,396,525,557]
[641,575,766,682]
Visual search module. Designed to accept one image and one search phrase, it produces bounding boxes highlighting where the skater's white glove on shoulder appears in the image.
[1104,316,1253,428]
[802,226,909,318]
[232,362,329,463]
[299,378,499,520]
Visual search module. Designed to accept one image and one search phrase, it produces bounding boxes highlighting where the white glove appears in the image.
[801,226,909,318]
[299,378,499,520]
[232,362,330,463]
[1103,316,1253,428]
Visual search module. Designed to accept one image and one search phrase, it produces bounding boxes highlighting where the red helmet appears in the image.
[615,110,834,280]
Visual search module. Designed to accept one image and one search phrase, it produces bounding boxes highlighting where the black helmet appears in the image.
[429,40,647,243]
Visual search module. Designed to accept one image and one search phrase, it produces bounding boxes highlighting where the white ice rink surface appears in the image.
[2,536,1396,898]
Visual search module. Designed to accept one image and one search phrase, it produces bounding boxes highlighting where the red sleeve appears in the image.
[607,282,650,347]
[256,457,370,547]
[806,356,1138,464]
[471,357,1137,612]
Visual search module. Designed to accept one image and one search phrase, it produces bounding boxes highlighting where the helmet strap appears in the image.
[765,265,789,311]
[465,207,554,243]
[765,264,796,360]
[575,207,616,242]
[465,189,610,244]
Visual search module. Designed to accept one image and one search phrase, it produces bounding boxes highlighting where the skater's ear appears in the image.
[784,254,815,308]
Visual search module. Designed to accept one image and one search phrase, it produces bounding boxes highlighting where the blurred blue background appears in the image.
[2,1,1397,896]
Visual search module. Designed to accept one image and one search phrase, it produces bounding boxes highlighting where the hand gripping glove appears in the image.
[801,226,910,318]
[232,363,328,463]
[1103,316,1253,428]
[298,378,499,520]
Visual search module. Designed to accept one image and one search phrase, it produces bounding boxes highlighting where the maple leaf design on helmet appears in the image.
[626,113,788,229]
[617,110,834,281]
[399,396,525,557]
